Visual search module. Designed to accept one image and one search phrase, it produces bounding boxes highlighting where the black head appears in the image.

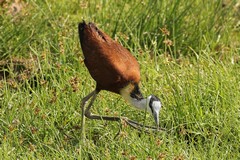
[147,95,162,127]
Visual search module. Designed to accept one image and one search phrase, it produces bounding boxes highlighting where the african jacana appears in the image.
[78,21,162,132]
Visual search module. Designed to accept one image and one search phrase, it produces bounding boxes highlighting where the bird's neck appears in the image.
[120,84,150,112]
[129,98,149,111]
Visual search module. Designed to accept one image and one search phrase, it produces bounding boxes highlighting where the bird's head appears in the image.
[120,84,162,127]
[146,95,162,127]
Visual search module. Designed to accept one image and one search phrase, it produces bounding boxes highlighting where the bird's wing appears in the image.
[79,22,140,93]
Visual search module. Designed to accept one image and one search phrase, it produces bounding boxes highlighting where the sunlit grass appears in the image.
[0,0,240,159]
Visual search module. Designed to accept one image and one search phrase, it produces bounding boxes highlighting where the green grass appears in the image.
[0,0,240,159]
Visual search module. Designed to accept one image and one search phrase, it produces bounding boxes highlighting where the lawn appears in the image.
[0,0,240,159]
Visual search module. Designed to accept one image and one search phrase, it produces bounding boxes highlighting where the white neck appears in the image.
[130,98,147,110]
[128,97,152,113]
[119,84,151,113]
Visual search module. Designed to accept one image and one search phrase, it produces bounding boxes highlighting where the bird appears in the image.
[78,21,162,133]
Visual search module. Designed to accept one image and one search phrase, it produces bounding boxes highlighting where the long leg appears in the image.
[82,91,166,132]
[80,90,97,139]
[84,90,120,121]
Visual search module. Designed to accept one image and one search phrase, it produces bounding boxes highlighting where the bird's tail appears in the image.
[78,20,86,31]
[78,20,107,43]
[78,20,87,40]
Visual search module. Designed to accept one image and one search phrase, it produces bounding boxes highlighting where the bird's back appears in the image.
[78,22,140,94]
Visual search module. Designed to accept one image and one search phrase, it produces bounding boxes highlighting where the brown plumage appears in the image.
[78,21,162,134]
[78,21,140,94]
